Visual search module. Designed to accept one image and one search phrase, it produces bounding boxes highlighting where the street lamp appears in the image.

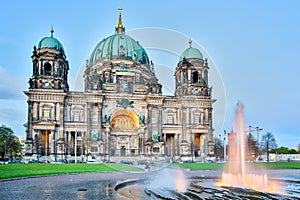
[256,126,263,155]
[45,130,48,163]
[248,125,263,157]
[75,129,77,164]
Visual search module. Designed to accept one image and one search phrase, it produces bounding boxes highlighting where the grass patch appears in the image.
[1,162,299,180]
[251,162,300,169]
[0,163,143,180]
[171,163,224,170]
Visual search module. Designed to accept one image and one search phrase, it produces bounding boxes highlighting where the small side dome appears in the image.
[37,27,65,53]
[179,39,203,61]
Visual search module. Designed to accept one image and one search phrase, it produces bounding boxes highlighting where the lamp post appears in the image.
[248,125,263,157]
[256,126,263,155]
[75,129,77,164]
[45,129,48,163]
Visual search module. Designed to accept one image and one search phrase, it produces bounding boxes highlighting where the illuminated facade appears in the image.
[24,9,215,162]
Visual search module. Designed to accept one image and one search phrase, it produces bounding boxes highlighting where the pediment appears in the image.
[188,124,208,131]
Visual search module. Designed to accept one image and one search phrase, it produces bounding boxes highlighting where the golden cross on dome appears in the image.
[118,7,123,13]
[50,26,54,37]
[188,38,192,47]
[116,7,125,34]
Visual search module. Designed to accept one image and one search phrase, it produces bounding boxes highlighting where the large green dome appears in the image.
[87,33,149,67]
[179,47,203,61]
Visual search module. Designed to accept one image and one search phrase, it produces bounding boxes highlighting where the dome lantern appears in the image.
[87,8,150,67]
[115,7,125,34]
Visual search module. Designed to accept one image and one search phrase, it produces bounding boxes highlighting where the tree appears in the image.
[260,132,277,162]
[276,146,290,154]
[0,125,22,160]
[214,136,224,160]
[298,143,300,153]
[275,146,298,154]
[247,133,258,159]
[288,149,298,154]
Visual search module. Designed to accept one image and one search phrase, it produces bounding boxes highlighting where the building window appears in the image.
[151,117,156,124]
[194,114,200,124]
[44,62,52,76]
[92,113,98,122]
[153,147,160,153]
[192,71,199,83]
[122,80,128,92]
[42,107,51,120]
[91,146,98,153]
[73,111,80,122]
[130,149,135,156]
[167,114,173,124]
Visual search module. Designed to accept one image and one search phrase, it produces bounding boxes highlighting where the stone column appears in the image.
[67,131,71,155]
[104,125,111,158]
[87,103,92,142]
[54,103,57,121]
[182,107,187,141]
[37,102,40,121]
[176,133,180,155]
[98,103,102,140]
[164,133,167,156]
[148,105,152,141]
[27,101,33,139]
[158,106,162,136]
[33,102,37,120]
[141,129,145,154]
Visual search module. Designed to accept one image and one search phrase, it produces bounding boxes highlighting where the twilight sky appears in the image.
[0,0,299,148]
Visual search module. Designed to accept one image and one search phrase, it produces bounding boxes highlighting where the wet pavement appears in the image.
[0,168,299,200]
[0,172,147,200]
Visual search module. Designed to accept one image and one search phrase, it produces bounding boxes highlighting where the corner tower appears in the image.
[24,27,68,158]
[175,39,211,97]
[175,40,215,158]
[29,27,69,91]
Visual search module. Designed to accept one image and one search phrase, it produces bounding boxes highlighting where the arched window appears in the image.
[44,62,52,76]
[192,71,199,83]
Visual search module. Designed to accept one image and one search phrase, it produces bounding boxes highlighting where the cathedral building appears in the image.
[24,9,216,162]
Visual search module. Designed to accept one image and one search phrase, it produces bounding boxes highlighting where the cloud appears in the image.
[0,66,25,100]
[0,105,26,122]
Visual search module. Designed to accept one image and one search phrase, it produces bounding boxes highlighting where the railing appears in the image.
[110,149,138,157]
[40,148,51,156]
[69,147,82,156]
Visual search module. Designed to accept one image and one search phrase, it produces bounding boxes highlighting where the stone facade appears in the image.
[24,11,215,162]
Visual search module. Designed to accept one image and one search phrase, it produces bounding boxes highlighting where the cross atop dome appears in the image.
[188,38,192,47]
[116,7,125,34]
[50,26,54,37]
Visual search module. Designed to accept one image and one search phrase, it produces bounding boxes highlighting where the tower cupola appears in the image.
[175,39,211,97]
[29,27,69,92]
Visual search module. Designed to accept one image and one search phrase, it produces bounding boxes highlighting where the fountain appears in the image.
[217,103,282,193]
[111,103,299,199]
